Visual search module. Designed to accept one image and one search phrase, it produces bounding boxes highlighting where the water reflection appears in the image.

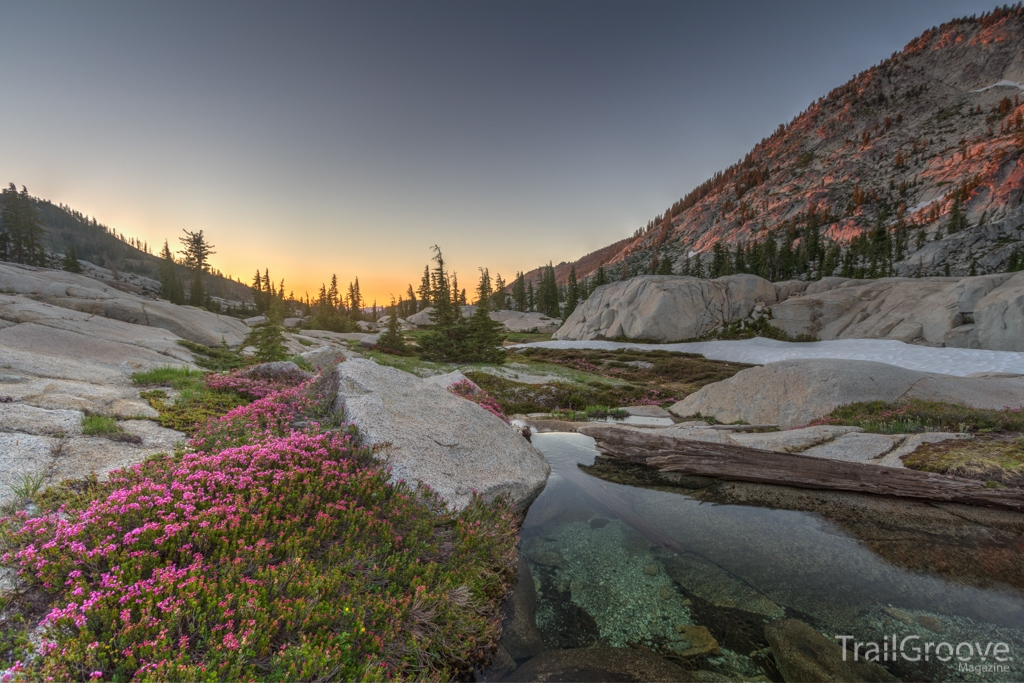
[486,432,1024,682]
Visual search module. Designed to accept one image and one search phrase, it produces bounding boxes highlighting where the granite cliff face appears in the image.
[554,272,1024,351]
[542,9,1024,285]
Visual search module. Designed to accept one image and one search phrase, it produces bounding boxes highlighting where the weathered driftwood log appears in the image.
[577,424,1024,512]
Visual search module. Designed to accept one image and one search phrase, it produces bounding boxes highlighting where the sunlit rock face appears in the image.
[553,274,777,342]
[530,13,1024,286]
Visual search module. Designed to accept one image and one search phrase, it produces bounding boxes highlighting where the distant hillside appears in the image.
[32,196,253,303]
[550,6,1024,283]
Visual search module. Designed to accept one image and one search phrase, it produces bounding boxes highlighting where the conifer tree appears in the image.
[179,229,214,308]
[491,274,508,310]
[593,264,608,287]
[692,252,704,278]
[245,293,288,362]
[418,246,469,362]
[418,265,432,309]
[465,269,506,363]
[564,266,580,318]
[536,263,560,317]
[656,252,674,275]
[159,240,185,304]
[405,284,417,316]
[376,297,409,355]
[476,267,492,304]
[526,281,535,312]
[511,272,527,312]
[0,184,46,265]
[61,245,83,273]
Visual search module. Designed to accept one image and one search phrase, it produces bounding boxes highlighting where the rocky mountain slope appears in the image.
[551,7,1024,283]
[32,197,253,303]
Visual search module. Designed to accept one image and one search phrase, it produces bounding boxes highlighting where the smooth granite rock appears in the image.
[334,359,549,510]
[0,262,249,346]
[669,359,1024,428]
[554,274,777,342]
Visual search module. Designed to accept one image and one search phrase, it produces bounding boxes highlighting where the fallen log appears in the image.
[577,424,1024,512]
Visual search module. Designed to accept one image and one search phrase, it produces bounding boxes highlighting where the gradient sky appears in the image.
[0,0,1000,303]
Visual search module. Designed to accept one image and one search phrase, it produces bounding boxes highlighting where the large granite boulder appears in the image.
[0,262,249,346]
[491,310,562,333]
[769,274,1016,348]
[554,274,777,342]
[974,272,1024,351]
[406,305,476,326]
[334,359,549,509]
[407,306,560,333]
[669,359,1024,428]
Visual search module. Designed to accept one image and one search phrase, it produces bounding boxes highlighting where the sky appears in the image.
[0,0,1001,303]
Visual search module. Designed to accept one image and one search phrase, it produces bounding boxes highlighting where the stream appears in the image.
[484,430,1024,682]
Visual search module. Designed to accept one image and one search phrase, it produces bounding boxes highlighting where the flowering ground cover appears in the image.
[1,369,519,681]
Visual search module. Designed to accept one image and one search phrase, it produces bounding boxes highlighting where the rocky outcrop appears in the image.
[974,271,1024,351]
[490,311,562,334]
[406,306,475,326]
[0,285,357,510]
[554,274,777,342]
[550,270,1024,350]
[0,262,249,346]
[769,274,1020,348]
[408,306,562,333]
[669,359,1024,428]
[334,359,549,509]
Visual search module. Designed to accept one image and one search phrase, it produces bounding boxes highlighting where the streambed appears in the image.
[485,431,1024,682]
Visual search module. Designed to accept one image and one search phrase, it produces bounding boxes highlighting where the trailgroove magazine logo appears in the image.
[836,635,1013,674]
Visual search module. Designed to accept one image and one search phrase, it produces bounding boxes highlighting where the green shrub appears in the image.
[812,400,1024,434]
[465,372,675,415]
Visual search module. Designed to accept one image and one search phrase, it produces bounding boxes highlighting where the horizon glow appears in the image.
[0,0,997,303]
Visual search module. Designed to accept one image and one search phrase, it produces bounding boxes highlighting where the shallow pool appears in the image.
[485,431,1024,682]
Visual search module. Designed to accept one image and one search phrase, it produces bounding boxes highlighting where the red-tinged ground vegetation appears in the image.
[0,369,519,682]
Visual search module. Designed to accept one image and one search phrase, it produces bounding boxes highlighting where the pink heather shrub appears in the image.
[1,373,518,681]
[204,370,295,400]
[447,379,509,423]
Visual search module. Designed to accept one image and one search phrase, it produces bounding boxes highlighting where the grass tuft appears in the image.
[130,366,204,388]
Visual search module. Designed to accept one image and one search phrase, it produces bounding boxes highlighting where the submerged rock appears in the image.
[506,647,698,682]
[501,554,545,661]
[670,625,721,657]
[764,619,898,682]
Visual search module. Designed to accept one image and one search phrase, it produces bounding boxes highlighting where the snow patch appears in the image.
[514,337,1024,377]
[971,80,1024,93]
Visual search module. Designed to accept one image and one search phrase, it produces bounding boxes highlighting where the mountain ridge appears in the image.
[536,5,1024,286]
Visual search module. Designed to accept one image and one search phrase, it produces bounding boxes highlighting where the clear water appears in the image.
[489,432,1024,682]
